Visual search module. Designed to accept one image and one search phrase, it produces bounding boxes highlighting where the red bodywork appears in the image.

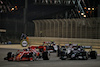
[6,46,46,61]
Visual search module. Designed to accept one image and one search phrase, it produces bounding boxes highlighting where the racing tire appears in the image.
[42,52,50,60]
[90,51,97,59]
[60,52,67,60]
[7,52,14,61]
[4,57,8,60]
[57,45,60,57]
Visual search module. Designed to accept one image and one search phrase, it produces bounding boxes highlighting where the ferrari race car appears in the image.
[42,41,58,52]
[4,46,50,61]
[58,44,97,60]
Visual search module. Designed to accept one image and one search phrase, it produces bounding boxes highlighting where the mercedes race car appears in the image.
[58,44,97,60]
[4,46,50,61]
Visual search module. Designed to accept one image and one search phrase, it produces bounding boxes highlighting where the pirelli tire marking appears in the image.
[21,40,28,47]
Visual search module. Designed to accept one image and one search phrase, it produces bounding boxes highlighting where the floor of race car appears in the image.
[0,48,100,67]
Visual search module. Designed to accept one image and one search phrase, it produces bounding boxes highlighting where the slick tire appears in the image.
[7,52,14,61]
[60,52,67,60]
[42,52,50,60]
[90,51,97,59]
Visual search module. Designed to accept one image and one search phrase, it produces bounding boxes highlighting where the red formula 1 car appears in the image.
[4,46,50,61]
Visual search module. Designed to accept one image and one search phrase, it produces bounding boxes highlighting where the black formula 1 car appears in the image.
[58,44,97,60]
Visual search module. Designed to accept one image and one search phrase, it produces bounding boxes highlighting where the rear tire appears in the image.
[90,51,97,59]
[42,52,50,60]
[57,45,60,57]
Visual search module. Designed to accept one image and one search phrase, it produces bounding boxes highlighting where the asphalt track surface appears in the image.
[0,48,100,67]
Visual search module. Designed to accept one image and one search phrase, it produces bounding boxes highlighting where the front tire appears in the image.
[60,52,67,60]
[7,52,14,61]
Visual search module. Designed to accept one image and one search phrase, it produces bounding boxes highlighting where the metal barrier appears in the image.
[33,18,100,39]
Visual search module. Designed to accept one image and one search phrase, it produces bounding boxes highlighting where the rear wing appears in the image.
[82,46,92,50]
[65,44,92,50]
[65,44,78,48]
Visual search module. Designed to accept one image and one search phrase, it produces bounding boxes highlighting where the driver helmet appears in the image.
[69,42,72,46]
[69,42,71,44]
[78,44,80,46]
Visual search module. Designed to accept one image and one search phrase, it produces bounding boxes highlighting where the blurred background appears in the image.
[0,0,100,43]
